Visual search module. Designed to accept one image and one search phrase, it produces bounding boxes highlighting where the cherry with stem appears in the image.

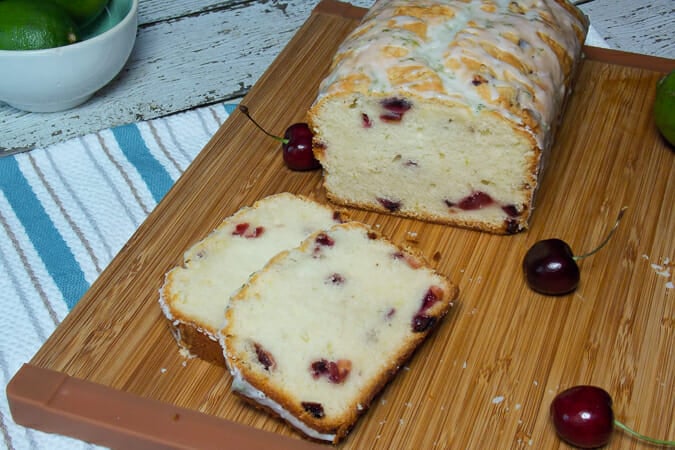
[239,105,320,171]
[551,385,675,448]
[523,207,627,295]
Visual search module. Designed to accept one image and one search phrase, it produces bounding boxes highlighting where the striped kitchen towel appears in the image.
[0,103,236,450]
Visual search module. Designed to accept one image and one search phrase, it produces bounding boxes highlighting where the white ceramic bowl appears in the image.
[0,0,138,113]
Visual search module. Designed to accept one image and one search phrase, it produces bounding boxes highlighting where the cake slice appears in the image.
[159,193,344,365]
[221,222,458,443]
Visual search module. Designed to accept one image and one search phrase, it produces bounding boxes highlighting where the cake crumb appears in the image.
[515,403,522,410]
[492,396,505,404]
[462,361,467,368]
[645,256,673,288]
[160,367,167,374]
[651,263,671,277]
[179,348,196,359]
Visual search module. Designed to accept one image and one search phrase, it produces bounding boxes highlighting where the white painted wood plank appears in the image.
[138,0,243,23]
[578,0,674,58]
[137,0,294,24]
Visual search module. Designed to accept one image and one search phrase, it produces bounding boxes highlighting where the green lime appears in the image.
[654,70,675,146]
[0,0,79,50]
[48,0,110,27]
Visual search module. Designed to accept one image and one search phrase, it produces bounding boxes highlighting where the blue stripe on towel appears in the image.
[112,124,175,203]
[0,157,88,309]
[224,103,237,115]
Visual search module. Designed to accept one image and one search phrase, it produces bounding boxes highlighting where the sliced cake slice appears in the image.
[159,193,344,365]
[221,222,458,443]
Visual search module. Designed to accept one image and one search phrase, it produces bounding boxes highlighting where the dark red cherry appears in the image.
[523,207,627,296]
[239,105,320,171]
[551,385,675,448]
[282,122,320,171]
[551,386,614,448]
[523,238,579,295]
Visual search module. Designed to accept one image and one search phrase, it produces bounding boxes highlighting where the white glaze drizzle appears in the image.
[316,0,587,148]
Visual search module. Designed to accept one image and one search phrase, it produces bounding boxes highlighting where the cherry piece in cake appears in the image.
[380,97,412,122]
[377,197,402,212]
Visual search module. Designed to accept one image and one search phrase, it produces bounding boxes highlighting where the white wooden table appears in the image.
[1,0,673,156]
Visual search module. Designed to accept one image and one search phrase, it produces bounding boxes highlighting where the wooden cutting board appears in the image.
[8,1,675,448]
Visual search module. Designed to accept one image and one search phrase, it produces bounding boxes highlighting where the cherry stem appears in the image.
[238,105,288,144]
[614,419,675,446]
[574,206,628,261]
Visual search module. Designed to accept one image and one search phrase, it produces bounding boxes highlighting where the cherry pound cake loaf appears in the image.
[308,0,589,234]
[221,222,458,443]
[159,193,343,366]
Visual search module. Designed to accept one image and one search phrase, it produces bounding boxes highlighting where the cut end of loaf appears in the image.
[309,94,539,234]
